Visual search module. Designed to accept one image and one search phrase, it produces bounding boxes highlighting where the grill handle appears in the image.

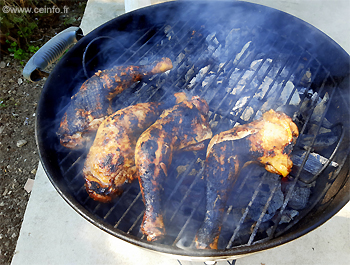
[23,26,84,82]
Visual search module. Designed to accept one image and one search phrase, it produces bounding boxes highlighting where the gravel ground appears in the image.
[0,2,86,263]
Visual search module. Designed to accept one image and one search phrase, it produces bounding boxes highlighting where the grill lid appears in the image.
[36,0,350,259]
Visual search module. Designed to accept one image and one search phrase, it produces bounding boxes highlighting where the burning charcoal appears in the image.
[185,65,195,82]
[201,75,215,88]
[308,123,333,136]
[174,53,185,68]
[202,75,215,87]
[164,25,172,34]
[188,65,211,89]
[253,76,274,100]
[212,45,223,59]
[279,209,299,224]
[279,65,292,80]
[259,82,281,113]
[212,37,219,46]
[250,58,273,77]
[311,92,329,123]
[208,114,233,135]
[230,96,249,116]
[198,65,210,78]
[300,69,312,87]
[283,181,311,210]
[229,70,255,95]
[165,27,175,40]
[250,58,264,71]
[240,106,254,121]
[206,32,216,43]
[243,173,284,223]
[248,182,284,223]
[298,131,338,151]
[208,44,216,54]
[232,41,252,65]
[278,81,300,106]
[228,68,240,91]
[296,91,332,132]
[223,28,244,59]
[291,149,339,176]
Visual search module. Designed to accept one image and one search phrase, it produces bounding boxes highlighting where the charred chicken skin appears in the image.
[195,109,299,249]
[57,58,173,149]
[135,97,213,241]
[83,92,188,203]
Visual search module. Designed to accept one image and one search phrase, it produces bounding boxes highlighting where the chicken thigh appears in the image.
[57,58,173,149]
[195,109,299,249]
[83,92,188,202]
[135,97,213,241]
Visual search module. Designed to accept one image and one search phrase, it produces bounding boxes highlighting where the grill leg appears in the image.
[177,260,237,265]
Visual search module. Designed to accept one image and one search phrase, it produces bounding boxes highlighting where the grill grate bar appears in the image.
[275,146,350,237]
[177,31,261,93]
[205,40,298,131]
[247,178,280,245]
[242,44,305,113]
[225,171,267,248]
[113,23,215,109]
[217,49,335,246]
[114,191,142,229]
[53,13,350,252]
[60,154,85,176]
[204,39,276,102]
[127,209,144,234]
[103,183,136,220]
[108,24,164,66]
[65,22,211,213]
[168,167,205,222]
[135,21,206,64]
[172,196,205,247]
[163,154,202,205]
[300,122,345,184]
[58,148,82,168]
[265,71,336,239]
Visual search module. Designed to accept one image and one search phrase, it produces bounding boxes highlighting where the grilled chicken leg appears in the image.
[195,109,299,249]
[135,97,213,241]
[83,92,188,203]
[57,58,173,149]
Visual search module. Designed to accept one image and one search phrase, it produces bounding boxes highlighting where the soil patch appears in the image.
[0,2,86,263]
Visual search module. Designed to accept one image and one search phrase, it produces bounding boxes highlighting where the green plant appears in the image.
[7,40,28,60]
[0,99,6,108]
[6,38,39,63]
[0,0,54,62]
[28,45,39,53]
[63,16,76,26]
[18,21,38,39]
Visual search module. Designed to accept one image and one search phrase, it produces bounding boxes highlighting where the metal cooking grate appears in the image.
[54,17,349,251]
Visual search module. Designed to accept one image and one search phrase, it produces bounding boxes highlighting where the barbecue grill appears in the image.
[25,0,349,262]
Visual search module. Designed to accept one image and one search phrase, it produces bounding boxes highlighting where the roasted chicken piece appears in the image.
[57,58,173,149]
[195,109,299,249]
[83,92,188,203]
[135,97,213,241]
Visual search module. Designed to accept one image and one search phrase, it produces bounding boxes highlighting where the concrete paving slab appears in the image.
[12,0,350,264]
[11,163,180,265]
[236,203,350,265]
[243,0,350,54]
[80,0,125,35]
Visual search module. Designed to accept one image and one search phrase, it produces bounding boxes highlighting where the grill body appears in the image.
[36,1,350,260]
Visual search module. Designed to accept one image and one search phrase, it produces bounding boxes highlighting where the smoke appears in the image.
[36,0,350,251]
